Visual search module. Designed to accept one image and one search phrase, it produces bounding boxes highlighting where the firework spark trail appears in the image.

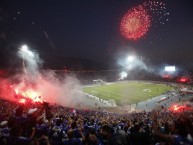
[143,0,169,25]
[43,31,56,49]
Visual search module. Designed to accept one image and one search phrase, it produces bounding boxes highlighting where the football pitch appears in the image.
[83,81,174,106]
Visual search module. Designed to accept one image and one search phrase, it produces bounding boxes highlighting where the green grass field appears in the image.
[83,81,174,106]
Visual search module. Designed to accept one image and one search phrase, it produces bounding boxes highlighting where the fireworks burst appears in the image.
[143,1,169,26]
[120,1,169,40]
[120,5,151,40]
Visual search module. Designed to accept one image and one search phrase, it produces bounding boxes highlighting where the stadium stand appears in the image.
[0,98,193,145]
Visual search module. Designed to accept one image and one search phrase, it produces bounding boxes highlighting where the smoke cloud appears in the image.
[0,45,85,108]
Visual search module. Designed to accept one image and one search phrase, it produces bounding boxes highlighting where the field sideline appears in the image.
[83,81,174,106]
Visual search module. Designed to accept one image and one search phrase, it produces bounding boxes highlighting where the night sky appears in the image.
[0,0,193,70]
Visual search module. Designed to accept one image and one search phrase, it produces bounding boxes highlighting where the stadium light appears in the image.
[165,66,175,72]
[127,56,135,62]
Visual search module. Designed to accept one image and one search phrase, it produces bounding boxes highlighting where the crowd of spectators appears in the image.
[0,98,193,145]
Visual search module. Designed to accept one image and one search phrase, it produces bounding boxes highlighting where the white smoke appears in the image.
[118,55,147,71]
[1,45,86,108]
[119,71,128,80]
[18,45,43,81]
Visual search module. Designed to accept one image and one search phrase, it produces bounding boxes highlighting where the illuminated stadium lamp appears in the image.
[165,66,175,72]
[127,56,135,62]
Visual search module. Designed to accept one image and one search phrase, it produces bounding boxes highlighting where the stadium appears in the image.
[78,67,193,113]
[1,0,193,145]
[1,66,193,145]
[1,46,193,145]
[83,80,174,109]
[1,50,193,145]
